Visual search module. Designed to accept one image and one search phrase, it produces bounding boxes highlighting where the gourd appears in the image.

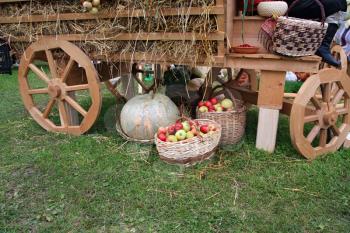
[120,93,180,140]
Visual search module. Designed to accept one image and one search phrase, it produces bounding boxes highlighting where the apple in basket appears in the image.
[221,99,234,110]
[175,122,183,131]
[198,101,205,107]
[158,127,167,135]
[200,125,209,134]
[167,135,178,142]
[186,131,195,139]
[210,97,218,105]
[158,133,167,142]
[199,106,209,113]
[167,125,176,135]
[182,121,191,132]
[175,130,187,141]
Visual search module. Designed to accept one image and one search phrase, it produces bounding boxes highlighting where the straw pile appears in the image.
[0,0,219,65]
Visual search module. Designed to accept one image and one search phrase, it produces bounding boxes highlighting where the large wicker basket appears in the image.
[155,119,221,166]
[272,0,328,57]
[197,100,246,145]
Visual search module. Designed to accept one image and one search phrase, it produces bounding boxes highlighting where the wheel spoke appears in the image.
[42,98,56,118]
[29,63,50,83]
[28,88,48,95]
[322,83,331,103]
[45,50,59,79]
[330,125,341,136]
[319,129,327,147]
[64,96,87,117]
[61,58,75,83]
[304,114,319,123]
[311,97,322,109]
[336,108,349,116]
[331,83,339,98]
[58,100,68,127]
[65,84,90,92]
[307,125,321,143]
[332,89,345,105]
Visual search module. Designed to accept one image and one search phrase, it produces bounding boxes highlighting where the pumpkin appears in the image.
[119,93,180,140]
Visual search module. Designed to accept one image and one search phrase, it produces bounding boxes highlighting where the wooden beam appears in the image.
[10,32,225,42]
[91,52,225,66]
[256,108,280,153]
[226,53,321,73]
[0,6,225,24]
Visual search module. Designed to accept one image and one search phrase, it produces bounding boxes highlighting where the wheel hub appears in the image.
[323,111,338,126]
[48,84,61,98]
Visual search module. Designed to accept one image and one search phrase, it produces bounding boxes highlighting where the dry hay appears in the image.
[1,0,219,65]
[0,0,216,16]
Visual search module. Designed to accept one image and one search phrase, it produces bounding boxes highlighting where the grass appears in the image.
[0,70,350,232]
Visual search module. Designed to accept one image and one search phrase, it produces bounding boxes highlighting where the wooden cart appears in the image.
[1,0,349,159]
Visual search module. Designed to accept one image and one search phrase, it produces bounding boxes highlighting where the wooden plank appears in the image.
[64,92,79,126]
[10,32,225,42]
[258,71,285,109]
[0,0,29,3]
[92,52,225,66]
[226,0,235,51]
[0,6,225,24]
[226,54,321,73]
[256,108,280,153]
[216,0,225,57]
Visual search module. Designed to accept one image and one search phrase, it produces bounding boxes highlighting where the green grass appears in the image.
[0,70,350,232]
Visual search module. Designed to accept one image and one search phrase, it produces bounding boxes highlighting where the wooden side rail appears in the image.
[8,32,225,42]
[0,6,225,24]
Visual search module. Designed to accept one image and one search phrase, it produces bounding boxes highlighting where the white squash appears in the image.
[119,93,180,140]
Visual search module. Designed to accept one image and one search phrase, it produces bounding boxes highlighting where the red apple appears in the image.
[210,97,218,105]
[158,127,167,135]
[205,101,213,108]
[168,125,176,135]
[198,101,205,107]
[200,125,209,134]
[209,109,215,112]
[175,122,183,131]
[158,133,167,142]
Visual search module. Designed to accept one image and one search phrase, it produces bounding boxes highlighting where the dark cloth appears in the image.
[285,0,346,19]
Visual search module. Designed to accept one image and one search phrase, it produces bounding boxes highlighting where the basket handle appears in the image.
[286,0,326,24]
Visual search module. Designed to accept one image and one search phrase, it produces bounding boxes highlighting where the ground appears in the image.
[0,70,350,233]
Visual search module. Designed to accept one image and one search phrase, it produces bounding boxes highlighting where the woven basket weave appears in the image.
[257,1,288,17]
[155,119,221,166]
[273,16,328,57]
[197,100,246,145]
[271,0,328,57]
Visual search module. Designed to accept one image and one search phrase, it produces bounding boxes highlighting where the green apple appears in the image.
[175,130,187,141]
[182,121,191,132]
[221,99,233,109]
[199,106,208,113]
[186,131,194,139]
[167,135,178,142]
[216,106,223,112]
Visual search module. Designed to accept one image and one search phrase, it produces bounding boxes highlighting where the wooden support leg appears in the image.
[64,91,79,126]
[344,133,350,149]
[256,71,286,153]
[256,108,280,153]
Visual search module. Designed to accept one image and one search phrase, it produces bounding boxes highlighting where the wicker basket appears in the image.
[272,0,328,57]
[257,1,288,17]
[155,119,221,166]
[197,100,246,145]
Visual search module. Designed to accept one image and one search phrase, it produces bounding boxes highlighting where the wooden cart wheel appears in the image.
[319,45,348,72]
[18,39,101,135]
[290,68,350,159]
